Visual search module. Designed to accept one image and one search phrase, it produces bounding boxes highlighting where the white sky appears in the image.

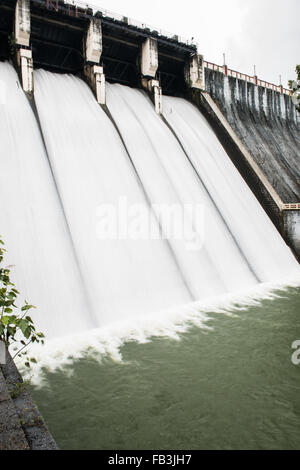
[84,0,299,87]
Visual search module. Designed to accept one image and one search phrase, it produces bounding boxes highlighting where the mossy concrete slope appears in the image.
[0,351,58,450]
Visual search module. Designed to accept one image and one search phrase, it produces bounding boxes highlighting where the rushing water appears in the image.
[0,62,90,337]
[34,69,192,327]
[31,286,300,450]
[1,61,300,449]
[1,62,298,340]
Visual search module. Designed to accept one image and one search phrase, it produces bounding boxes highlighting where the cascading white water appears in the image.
[161,95,299,280]
[106,84,299,287]
[0,62,92,337]
[1,63,299,351]
[106,85,257,300]
[34,70,192,327]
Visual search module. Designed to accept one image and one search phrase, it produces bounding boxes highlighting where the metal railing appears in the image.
[43,0,197,47]
[41,2,291,95]
[204,60,290,95]
[282,203,300,210]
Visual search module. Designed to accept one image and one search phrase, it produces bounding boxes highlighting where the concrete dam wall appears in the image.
[0,0,299,257]
[204,68,300,204]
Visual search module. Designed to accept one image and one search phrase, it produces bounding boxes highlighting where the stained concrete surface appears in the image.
[0,349,58,450]
[205,69,300,203]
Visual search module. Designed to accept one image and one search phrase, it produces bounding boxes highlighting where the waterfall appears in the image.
[34,70,192,328]
[0,62,91,337]
[106,84,299,285]
[1,62,299,344]
[162,95,299,281]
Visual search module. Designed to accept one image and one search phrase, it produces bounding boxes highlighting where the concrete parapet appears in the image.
[185,54,205,90]
[84,18,105,105]
[85,18,102,64]
[84,64,106,105]
[15,0,30,47]
[141,38,158,78]
[142,78,162,114]
[153,81,163,115]
[16,48,34,95]
[140,38,162,114]
[14,0,33,95]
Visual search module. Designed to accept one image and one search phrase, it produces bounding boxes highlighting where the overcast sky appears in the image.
[86,0,299,87]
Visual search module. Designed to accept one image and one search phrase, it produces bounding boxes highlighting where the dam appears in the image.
[0,0,300,451]
[0,0,299,261]
[0,0,299,334]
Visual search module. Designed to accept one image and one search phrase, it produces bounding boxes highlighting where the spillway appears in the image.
[162,95,299,280]
[0,62,91,337]
[106,84,299,286]
[1,63,299,342]
[34,70,192,327]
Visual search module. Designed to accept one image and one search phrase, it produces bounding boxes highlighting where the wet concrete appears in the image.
[204,69,300,203]
[0,349,58,450]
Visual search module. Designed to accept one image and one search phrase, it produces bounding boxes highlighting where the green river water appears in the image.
[31,286,300,450]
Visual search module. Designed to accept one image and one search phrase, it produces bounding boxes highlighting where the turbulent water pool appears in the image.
[31,286,300,450]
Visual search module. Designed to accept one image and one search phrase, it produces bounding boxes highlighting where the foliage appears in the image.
[289,65,300,112]
[0,236,45,367]
[9,379,31,399]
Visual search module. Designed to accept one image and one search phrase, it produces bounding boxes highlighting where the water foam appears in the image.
[17,279,300,387]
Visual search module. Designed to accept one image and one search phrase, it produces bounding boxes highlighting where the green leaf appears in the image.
[23,327,31,339]
[1,236,44,352]
[21,305,30,311]
[18,319,30,335]
[21,304,35,312]
[7,326,16,337]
